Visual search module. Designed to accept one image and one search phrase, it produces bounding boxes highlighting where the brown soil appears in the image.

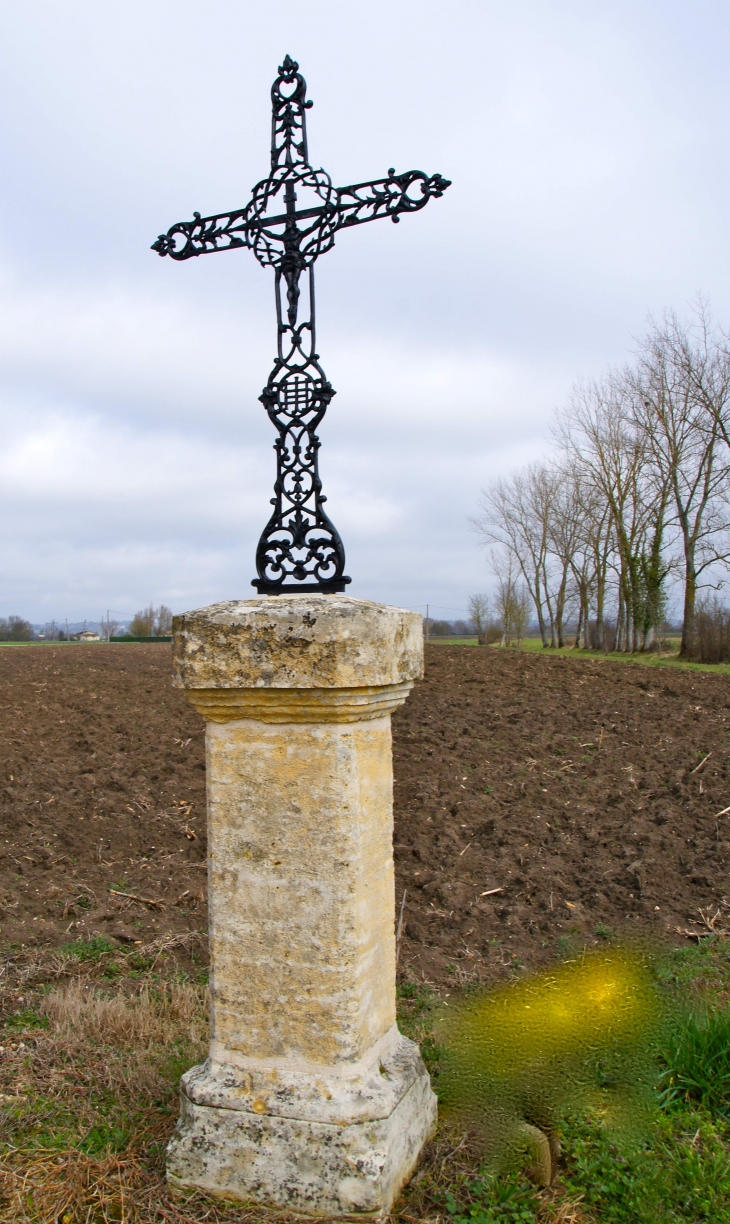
[0,645,207,955]
[1,643,729,985]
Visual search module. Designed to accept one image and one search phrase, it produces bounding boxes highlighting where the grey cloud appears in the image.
[1,0,729,619]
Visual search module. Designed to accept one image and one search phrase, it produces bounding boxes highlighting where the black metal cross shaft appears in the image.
[153,55,450,594]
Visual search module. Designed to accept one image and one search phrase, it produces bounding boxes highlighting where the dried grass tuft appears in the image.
[42,978,207,1051]
[0,1147,150,1224]
[0,1145,277,1223]
[0,1144,373,1223]
[538,1194,590,1224]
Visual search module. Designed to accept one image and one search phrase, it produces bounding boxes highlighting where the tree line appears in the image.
[0,616,34,641]
[471,304,730,658]
[128,604,172,637]
[0,604,173,643]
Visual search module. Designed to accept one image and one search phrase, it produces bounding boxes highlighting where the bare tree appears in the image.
[510,585,532,645]
[547,463,588,647]
[568,472,612,649]
[633,309,730,656]
[100,612,119,642]
[472,304,730,658]
[468,593,501,645]
[129,604,172,637]
[154,605,173,636]
[472,463,560,647]
[468,593,488,644]
[492,553,532,645]
[557,374,670,652]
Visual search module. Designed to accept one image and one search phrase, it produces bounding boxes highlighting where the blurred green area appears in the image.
[398,939,730,1223]
[436,951,661,1183]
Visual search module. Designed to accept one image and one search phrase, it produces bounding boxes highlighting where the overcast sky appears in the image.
[1,0,729,624]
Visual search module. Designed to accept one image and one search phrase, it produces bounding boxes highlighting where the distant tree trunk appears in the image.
[541,562,557,648]
[581,582,591,647]
[573,604,583,649]
[533,575,550,647]
[594,558,607,650]
[681,563,697,658]
[573,584,590,649]
[615,586,625,652]
[554,562,570,648]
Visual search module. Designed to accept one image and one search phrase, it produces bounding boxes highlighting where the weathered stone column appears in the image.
[166,595,436,1215]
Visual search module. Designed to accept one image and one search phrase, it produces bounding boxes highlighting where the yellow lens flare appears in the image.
[437,949,660,1128]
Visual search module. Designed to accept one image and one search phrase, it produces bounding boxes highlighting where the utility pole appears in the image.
[425,603,430,642]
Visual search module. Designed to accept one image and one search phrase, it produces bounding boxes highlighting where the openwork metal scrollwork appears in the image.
[153,55,450,594]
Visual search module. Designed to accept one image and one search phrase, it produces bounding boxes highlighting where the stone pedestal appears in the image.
[166,595,436,1216]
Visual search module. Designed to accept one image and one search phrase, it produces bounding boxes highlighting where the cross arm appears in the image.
[334,168,451,231]
[151,168,451,262]
[151,208,251,260]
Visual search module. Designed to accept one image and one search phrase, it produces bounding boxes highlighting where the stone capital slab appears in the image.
[171,595,423,693]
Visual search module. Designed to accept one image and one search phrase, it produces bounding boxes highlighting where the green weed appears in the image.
[2,1007,48,1030]
[559,1107,730,1222]
[58,935,116,961]
[445,1175,539,1223]
[659,1005,730,1118]
[555,933,580,957]
[78,1123,131,1155]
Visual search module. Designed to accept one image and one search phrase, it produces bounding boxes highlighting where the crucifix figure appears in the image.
[153,55,450,594]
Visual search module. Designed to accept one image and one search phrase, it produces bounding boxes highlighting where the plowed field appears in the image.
[1,643,729,984]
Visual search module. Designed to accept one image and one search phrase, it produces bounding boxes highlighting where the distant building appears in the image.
[72,630,101,642]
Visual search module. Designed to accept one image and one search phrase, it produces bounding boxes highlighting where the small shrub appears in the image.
[555,934,579,958]
[690,595,730,664]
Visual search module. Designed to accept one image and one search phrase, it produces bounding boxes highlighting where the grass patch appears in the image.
[659,1006,730,1118]
[519,642,730,676]
[5,944,730,1221]
[428,634,730,674]
[57,935,117,962]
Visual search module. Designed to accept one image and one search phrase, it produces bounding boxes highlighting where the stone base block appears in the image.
[167,1032,437,1216]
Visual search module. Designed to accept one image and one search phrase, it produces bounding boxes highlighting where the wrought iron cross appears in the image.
[153,55,450,594]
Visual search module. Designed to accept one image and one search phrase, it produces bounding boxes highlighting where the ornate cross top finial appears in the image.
[153,58,450,594]
[272,55,311,170]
